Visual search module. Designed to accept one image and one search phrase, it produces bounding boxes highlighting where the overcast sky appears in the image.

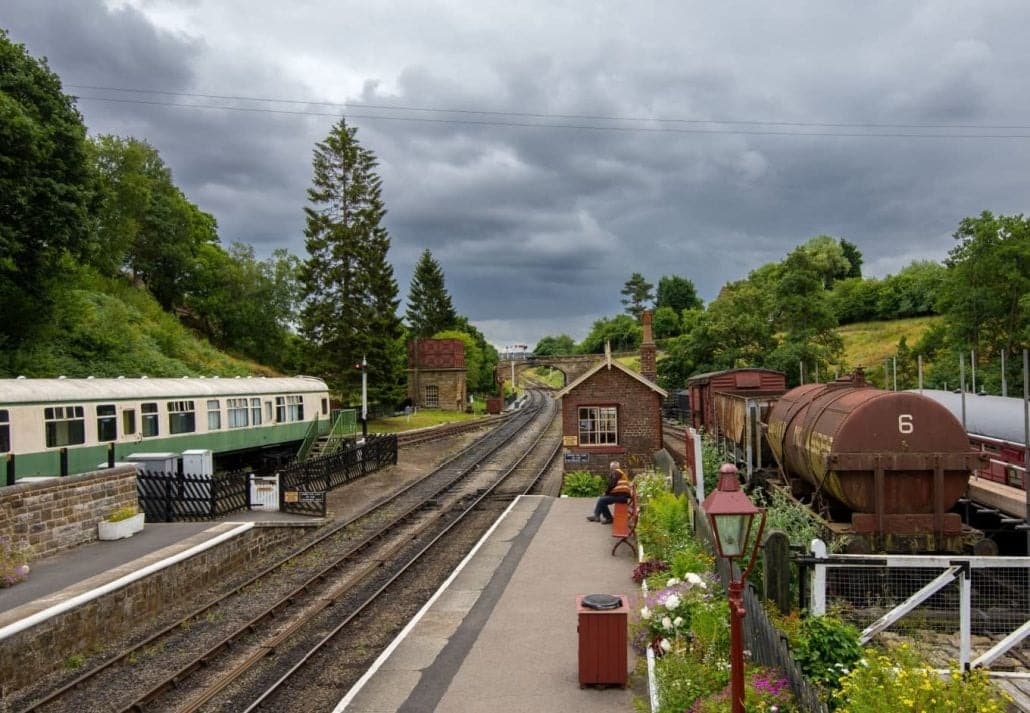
[5,1,1030,349]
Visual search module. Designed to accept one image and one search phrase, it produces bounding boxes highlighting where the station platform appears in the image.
[0,509,322,633]
[967,476,1029,519]
[336,495,641,713]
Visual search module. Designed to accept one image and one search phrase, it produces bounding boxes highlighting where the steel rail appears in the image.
[17,394,544,713]
[238,394,559,711]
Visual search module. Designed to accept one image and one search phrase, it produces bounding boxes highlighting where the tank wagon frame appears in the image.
[0,376,331,481]
[684,368,993,554]
[765,371,990,554]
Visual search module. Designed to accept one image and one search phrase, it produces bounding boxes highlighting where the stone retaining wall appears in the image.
[0,467,139,559]
[0,524,307,691]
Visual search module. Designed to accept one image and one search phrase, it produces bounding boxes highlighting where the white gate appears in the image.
[808,540,1030,672]
[249,473,280,511]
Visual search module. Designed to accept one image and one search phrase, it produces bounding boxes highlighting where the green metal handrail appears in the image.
[320,409,358,457]
[295,416,321,463]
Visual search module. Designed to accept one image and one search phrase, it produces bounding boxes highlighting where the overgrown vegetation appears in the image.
[559,470,606,497]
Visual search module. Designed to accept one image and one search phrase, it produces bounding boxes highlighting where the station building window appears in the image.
[578,405,618,445]
[45,405,85,447]
[275,395,304,422]
[97,404,117,442]
[0,410,9,452]
[167,400,196,434]
[424,385,439,408]
[227,398,249,428]
[207,400,221,430]
[142,402,159,437]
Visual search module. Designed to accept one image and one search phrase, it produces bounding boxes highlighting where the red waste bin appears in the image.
[576,594,628,688]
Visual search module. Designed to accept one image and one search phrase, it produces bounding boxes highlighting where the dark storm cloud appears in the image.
[6,1,1030,349]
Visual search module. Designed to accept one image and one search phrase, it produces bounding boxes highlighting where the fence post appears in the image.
[60,447,68,476]
[5,454,14,486]
[959,562,972,671]
[107,442,115,468]
[762,530,792,615]
[810,539,827,615]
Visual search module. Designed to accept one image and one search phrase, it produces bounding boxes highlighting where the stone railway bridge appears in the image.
[495,353,637,388]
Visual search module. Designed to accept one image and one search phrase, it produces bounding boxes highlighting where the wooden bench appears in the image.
[610,484,638,556]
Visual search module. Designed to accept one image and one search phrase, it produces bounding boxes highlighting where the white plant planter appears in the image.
[98,512,145,540]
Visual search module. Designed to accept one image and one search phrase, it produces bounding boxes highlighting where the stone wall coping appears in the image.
[2,466,139,497]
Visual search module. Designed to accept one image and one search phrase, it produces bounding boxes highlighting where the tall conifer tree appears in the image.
[299,118,402,404]
[405,249,457,337]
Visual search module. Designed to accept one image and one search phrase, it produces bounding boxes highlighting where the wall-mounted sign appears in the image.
[563,435,578,446]
[564,452,589,464]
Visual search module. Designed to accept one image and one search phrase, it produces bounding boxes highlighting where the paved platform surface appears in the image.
[337,495,641,713]
[0,509,322,627]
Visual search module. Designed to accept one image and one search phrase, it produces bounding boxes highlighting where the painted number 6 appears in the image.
[898,414,914,434]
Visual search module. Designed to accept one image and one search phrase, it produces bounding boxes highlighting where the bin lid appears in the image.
[582,594,622,610]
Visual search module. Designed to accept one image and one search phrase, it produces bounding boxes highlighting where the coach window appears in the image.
[207,400,221,430]
[97,404,117,442]
[250,398,262,425]
[275,395,304,422]
[142,402,159,437]
[168,400,196,434]
[578,405,618,445]
[0,410,9,452]
[45,406,86,447]
[321,398,329,416]
[227,398,249,428]
[264,401,273,423]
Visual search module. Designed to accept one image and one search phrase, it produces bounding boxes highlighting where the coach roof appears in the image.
[0,376,329,405]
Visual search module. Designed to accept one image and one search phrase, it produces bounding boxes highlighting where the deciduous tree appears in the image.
[0,30,93,346]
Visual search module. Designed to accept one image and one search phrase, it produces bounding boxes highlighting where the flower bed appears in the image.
[629,466,1012,712]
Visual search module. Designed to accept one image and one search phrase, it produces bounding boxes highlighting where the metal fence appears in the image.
[804,544,1030,671]
[136,434,398,522]
[691,493,830,713]
[137,469,249,522]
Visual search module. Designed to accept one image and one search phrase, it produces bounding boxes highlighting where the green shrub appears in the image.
[791,614,862,693]
[632,468,667,504]
[560,470,605,497]
[637,491,691,561]
[834,644,1011,713]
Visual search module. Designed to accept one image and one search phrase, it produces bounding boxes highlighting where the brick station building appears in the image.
[406,338,467,411]
[555,312,667,474]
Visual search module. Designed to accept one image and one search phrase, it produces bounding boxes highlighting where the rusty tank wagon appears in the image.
[765,370,991,554]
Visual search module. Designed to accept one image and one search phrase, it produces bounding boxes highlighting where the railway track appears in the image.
[17,390,558,713]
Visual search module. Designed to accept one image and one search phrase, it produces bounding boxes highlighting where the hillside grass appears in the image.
[0,270,277,378]
[836,315,942,373]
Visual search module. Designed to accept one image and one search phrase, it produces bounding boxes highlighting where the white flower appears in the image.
[666,577,681,587]
[685,572,703,586]
[640,606,651,620]
[673,616,684,627]
[659,638,671,653]
[664,594,681,610]
[662,616,673,630]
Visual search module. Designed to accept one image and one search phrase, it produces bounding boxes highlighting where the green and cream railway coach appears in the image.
[0,376,331,481]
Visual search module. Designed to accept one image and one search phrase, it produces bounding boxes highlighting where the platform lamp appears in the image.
[702,463,766,713]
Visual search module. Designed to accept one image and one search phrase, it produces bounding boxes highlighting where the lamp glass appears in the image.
[713,512,749,558]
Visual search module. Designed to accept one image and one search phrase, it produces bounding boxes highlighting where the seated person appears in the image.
[587,461,631,524]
